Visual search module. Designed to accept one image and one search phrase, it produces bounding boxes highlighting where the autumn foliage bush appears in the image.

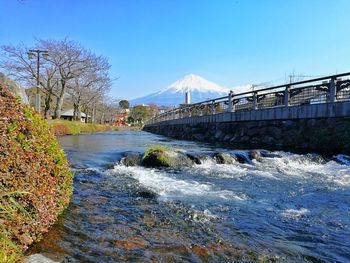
[0,83,73,260]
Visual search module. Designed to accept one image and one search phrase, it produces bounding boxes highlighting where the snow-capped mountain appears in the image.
[130,74,230,106]
[231,84,253,94]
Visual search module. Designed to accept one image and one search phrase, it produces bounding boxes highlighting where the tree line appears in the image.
[0,38,115,122]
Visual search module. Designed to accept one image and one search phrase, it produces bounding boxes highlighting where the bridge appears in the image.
[144,72,350,154]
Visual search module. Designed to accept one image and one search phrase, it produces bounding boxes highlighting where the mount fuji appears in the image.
[130,74,230,107]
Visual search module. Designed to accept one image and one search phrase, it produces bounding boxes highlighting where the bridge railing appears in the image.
[145,72,350,125]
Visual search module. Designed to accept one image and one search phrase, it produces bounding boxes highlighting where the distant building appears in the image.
[60,109,89,122]
[115,108,130,126]
[185,91,191,104]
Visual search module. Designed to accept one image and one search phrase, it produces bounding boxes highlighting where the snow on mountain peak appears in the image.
[159,74,229,94]
[130,74,230,106]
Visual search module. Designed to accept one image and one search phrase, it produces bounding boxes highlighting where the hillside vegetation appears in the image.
[0,84,73,261]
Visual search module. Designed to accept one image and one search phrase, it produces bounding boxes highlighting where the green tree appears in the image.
[130,105,150,124]
[127,116,134,124]
[119,100,130,109]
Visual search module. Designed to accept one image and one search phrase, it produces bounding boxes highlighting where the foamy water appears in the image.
[112,149,350,262]
[113,165,247,201]
[30,131,350,262]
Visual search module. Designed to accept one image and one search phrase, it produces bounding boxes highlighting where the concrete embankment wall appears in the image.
[144,101,350,154]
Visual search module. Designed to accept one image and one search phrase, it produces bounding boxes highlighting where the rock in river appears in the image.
[121,152,143,166]
[141,146,194,168]
[213,153,237,164]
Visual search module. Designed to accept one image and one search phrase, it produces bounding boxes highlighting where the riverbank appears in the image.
[48,120,117,136]
[144,117,350,155]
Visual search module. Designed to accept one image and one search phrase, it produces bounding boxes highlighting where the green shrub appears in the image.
[0,84,73,260]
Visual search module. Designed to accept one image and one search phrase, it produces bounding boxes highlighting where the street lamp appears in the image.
[27,49,49,113]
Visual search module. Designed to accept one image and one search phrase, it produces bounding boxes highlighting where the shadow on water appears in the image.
[28,131,350,262]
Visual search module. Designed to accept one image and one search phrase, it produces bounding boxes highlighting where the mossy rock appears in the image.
[141,146,193,168]
[213,153,237,164]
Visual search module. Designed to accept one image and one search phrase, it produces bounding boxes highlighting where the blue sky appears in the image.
[1,0,349,99]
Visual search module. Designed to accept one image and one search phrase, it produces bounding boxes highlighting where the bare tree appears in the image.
[1,39,114,121]
[91,96,118,124]
[67,53,111,121]
[37,39,96,119]
[0,43,59,118]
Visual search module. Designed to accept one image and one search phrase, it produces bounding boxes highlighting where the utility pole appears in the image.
[27,49,49,114]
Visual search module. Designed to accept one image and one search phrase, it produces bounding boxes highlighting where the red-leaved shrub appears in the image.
[0,83,73,254]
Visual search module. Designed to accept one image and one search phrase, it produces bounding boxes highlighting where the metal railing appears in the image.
[146,72,350,125]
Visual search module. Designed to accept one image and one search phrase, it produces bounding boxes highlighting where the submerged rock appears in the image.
[234,153,251,164]
[213,153,237,164]
[187,153,217,165]
[248,150,262,161]
[114,236,149,250]
[186,153,202,164]
[121,152,142,166]
[304,153,328,164]
[137,188,158,199]
[25,254,59,263]
[141,146,194,168]
[105,163,115,169]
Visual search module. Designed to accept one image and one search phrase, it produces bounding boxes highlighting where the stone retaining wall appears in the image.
[144,117,350,154]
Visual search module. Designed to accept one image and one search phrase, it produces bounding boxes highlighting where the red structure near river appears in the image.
[115,112,127,127]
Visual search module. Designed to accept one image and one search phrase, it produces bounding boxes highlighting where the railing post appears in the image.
[253,92,257,110]
[227,90,233,112]
[284,85,290,107]
[329,77,336,103]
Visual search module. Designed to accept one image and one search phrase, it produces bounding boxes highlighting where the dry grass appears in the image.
[48,119,117,135]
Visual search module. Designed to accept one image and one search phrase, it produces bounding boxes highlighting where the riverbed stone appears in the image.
[248,150,261,160]
[114,236,150,250]
[25,254,59,263]
[137,189,158,199]
[141,146,193,168]
[121,152,142,166]
[213,153,236,164]
[234,153,251,164]
[186,153,202,164]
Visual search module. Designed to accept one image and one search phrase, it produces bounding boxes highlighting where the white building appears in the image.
[60,109,89,122]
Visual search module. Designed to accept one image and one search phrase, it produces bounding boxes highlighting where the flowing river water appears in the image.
[29,131,350,262]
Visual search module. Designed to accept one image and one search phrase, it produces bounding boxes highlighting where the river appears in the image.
[29,131,350,262]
